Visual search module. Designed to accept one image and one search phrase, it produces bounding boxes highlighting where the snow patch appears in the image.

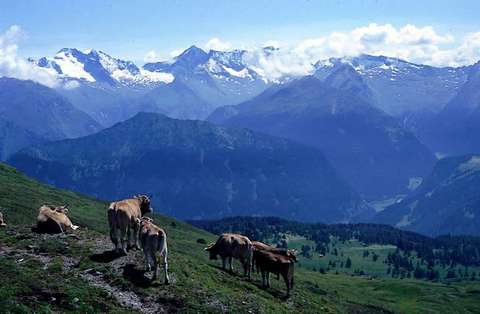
[222,66,251,79]
[458,156,480,173]
[395,201,418,227]
[54,52,95,82]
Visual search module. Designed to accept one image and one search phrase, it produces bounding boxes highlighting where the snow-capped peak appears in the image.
[32,48,174,87]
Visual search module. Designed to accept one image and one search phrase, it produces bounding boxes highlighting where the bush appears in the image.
[196,238,207,244]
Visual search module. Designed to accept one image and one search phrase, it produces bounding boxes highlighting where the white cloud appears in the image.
[243,23,480,81]
[169,49,184,58]
[204,37,232,51]
[62,80,80,90]
[0,25,59,88]
[144,50,159,63]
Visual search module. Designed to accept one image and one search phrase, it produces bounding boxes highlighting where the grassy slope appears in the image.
[1,163,480,313]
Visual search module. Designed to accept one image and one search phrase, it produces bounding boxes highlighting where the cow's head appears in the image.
[55,205,69,214]
[134,195,153,215]
[204,243,218,260]
[140,216,153,227]
[287,249,298,263]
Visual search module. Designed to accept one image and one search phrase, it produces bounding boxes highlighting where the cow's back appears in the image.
[218,233,251,259]
[141,222,166,252]
[109,199,141,221]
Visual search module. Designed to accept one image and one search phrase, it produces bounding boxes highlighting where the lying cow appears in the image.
[140,217,169,284]
[0,212,6,227]
[108,195,153,254]
[36,205,79,234]
[205,233,253,279]
[253,249,296,297]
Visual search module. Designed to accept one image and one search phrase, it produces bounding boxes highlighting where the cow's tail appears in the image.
[247,241,253,277]
[107,204,115,223]
[107,205,118,232]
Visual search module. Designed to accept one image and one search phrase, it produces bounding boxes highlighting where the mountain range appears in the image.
[8,112,372,222]
[0,77,101,160]
[1,45,480,235]
[209,65,436,198]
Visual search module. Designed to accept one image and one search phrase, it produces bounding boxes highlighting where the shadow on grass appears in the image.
[122,263,156,288]
[208,264,290,300]
[89,250,124,263]
[250,281,290,300]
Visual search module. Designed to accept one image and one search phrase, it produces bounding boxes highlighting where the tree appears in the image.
[446,269,457,279]
[301,245,312,258]
[345,257,352,268]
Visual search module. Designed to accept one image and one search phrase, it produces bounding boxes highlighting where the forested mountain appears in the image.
[8,112,371,222]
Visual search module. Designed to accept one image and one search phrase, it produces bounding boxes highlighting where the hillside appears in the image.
[1,163,480,313]
[374,154,480,236]
[210,71,436,198]
[192,216,480,281]
[0,77,101,160]
[418,62,480,156]
[8,112,370,223]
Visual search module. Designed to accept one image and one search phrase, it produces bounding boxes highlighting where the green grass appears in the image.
[1,162,480,313]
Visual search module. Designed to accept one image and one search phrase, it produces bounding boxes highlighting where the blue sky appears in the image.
[1,0,480,64]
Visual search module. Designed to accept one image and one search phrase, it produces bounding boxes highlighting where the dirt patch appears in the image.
[80,268,164,314]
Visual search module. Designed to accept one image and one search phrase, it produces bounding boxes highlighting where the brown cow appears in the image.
[36,205,79,234]
[252,241,297,278]
[139,217,169,283]
[205,233,253,278]
[0,212,6,227]
[252,241,297,262]
[253,249,295,297]
[108,195,153,254]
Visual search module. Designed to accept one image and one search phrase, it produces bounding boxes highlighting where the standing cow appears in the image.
[36,205,79,234]
[205,233,253,279]
[108,195,153,254]
[252,241,297,276]
[252,241,297,261]
[140,217,169,283]
[253,249,296,297]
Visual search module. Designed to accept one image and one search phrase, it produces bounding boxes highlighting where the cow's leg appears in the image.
[162,249,170,284]
[110,228,119,252]
[133,222,141,250]
[281,272,290,297]
[152,253,159,281]
[266,272,271,288]
[228,256,233,273]
[127,225,133,249]
[261,271,266,288]
[221,257,227,270]
[120,227,128,254]
[144,251,151,271]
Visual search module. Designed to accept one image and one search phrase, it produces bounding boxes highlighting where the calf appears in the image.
[36,205,79,234]
[253,249,295,297]
[108,195,153,254]
[205,233,253,279]
[140,217,169,284]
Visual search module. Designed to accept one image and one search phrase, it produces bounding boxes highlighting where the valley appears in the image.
[1,163,480,313]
